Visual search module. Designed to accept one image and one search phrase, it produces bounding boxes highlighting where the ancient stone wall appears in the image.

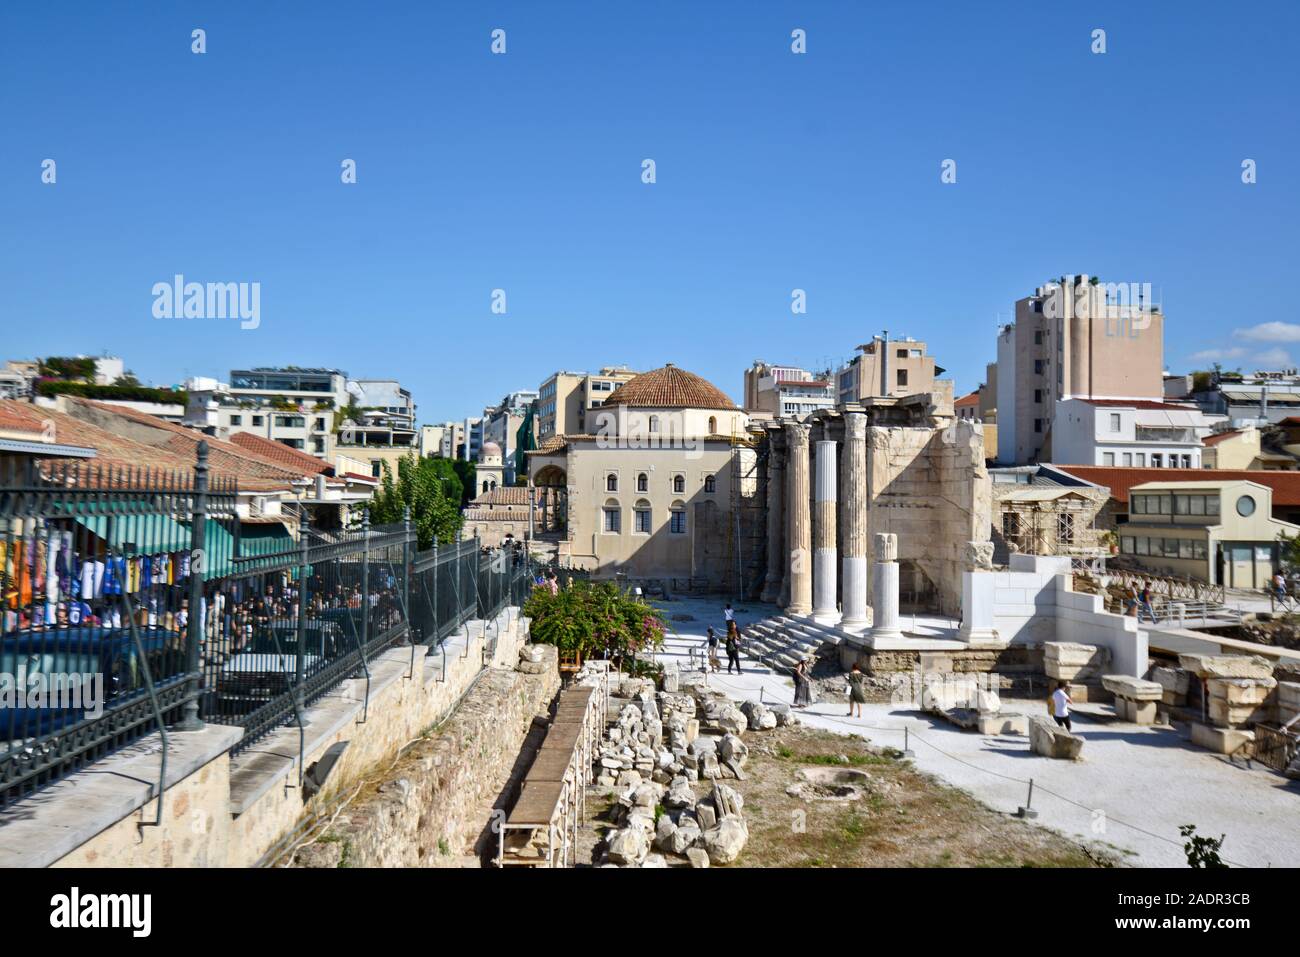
[290,646,560,868]
[865,419,991,617]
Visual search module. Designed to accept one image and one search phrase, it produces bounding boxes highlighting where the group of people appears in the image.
[703,603,743,674]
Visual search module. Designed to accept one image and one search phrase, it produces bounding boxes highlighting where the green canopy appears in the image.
[75,513,192,554]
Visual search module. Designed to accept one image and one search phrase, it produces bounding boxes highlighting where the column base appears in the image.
[812,609,842,626]
[785,603,812,617]
[837,616,869,635]
[869,627,905,642]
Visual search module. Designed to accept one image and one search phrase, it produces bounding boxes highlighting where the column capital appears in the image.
[784,421,810,450]
[844,410,867,441]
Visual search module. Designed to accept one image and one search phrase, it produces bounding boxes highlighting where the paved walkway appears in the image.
[656,597,1300,868]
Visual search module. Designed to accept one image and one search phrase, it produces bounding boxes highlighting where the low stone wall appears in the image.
[0,609,533,868]
[289,646,559,868]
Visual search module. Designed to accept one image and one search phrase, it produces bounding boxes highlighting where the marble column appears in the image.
[760,437,785,604]
[812,438,840,623]
[868,532,904,641]
[784,423,812,616]
[839,413,869,632]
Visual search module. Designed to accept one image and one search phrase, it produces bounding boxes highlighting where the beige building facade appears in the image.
[835,335,940,404]
[1117,479,1298,588]
[997,275,1165,465]
[537,366,638,442]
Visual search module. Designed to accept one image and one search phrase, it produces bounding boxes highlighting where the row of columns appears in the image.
[764,414,882,635]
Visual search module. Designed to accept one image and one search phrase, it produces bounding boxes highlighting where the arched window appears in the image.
[634,499,652,534]
[606,473,618,492]
[672,474,685,494]
[490,480,497,491]
[482,480,489,493]
[602,498,621,534]
[704,475,716,493]
[669,500,687,535]
[708,416,718,434]
[636,472,648,492]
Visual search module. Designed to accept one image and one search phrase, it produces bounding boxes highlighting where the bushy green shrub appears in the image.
[524,579,666,661]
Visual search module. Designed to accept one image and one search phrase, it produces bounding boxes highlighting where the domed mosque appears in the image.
[526,363,750,581]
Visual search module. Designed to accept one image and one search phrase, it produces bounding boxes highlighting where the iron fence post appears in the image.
[361,508,371,655]
[178,441,208,731]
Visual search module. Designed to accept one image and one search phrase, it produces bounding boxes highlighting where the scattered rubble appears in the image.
[582,666,787,867]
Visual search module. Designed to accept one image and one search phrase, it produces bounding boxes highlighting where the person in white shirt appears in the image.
[723,603,736,638]
[1050,681,1073,732]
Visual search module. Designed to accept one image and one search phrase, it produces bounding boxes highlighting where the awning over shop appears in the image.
[74,512,191,554]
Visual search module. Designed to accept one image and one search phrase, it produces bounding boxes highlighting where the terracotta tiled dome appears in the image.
[602,364,737,410]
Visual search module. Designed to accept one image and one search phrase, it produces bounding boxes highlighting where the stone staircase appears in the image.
[741,616,844,674]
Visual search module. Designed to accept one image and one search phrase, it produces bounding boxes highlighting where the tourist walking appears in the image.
[792,658,813,708]
[1138,580,1158,623]
[1050,680,1073,732]
[723,602,737,637]
[706,626,721,673]
[846,663,868,718]
[724,627,742,674]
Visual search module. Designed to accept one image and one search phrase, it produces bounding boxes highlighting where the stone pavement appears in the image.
[656,597,1300,868]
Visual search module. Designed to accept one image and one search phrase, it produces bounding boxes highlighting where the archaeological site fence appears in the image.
[0,445,535,809]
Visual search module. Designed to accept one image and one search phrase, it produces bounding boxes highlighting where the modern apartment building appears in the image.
[834,334,941,405]
[995,275,1165,465]
[185,369,343,458]
[742,361,835,420]
[536,365,638,442]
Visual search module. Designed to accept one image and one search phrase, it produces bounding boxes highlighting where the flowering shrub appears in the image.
[524,580,666,661]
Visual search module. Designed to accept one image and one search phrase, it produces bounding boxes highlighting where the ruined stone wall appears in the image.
[865,419,991,617]
[290,646,560,868]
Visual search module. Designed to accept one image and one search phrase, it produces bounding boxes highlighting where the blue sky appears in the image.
[2,1,1297,421]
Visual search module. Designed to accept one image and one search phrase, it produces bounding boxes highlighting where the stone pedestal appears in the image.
[812,439,840,624]
[956,542,996,642]
[760,440,785,604]
[839,413,869,633]
[784,423,812,616]
[868,533,903,641]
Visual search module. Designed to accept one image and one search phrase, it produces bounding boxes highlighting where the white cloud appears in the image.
[1251,347,1293,368]
[1187,347,1247,362]
[1235,321,1300,343]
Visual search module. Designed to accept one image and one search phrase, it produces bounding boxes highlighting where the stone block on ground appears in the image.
[1151,666,1191,706]
[701,816,748,865]
[1189,722,1254,755]
[1043,642,1110,681]
[740,699,778,731]
[1178,654,1273,681]
[1028,715,1084,760]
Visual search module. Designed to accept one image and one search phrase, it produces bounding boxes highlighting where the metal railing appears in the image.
[1,447,539,808]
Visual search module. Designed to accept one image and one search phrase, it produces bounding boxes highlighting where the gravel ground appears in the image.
[657,597,1300,868]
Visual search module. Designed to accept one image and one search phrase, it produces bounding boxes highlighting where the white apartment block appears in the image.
[1051,398,1218,468]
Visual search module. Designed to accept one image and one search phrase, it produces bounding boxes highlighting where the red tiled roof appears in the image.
[229,431,331,475]
[1053,465,1300,506]
[603,364,737,410]
[1201,430,1245,447]
[0,398,335,492]
[954,391,980,407]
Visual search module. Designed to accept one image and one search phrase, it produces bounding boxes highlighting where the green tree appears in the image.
[367,453,463,549]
